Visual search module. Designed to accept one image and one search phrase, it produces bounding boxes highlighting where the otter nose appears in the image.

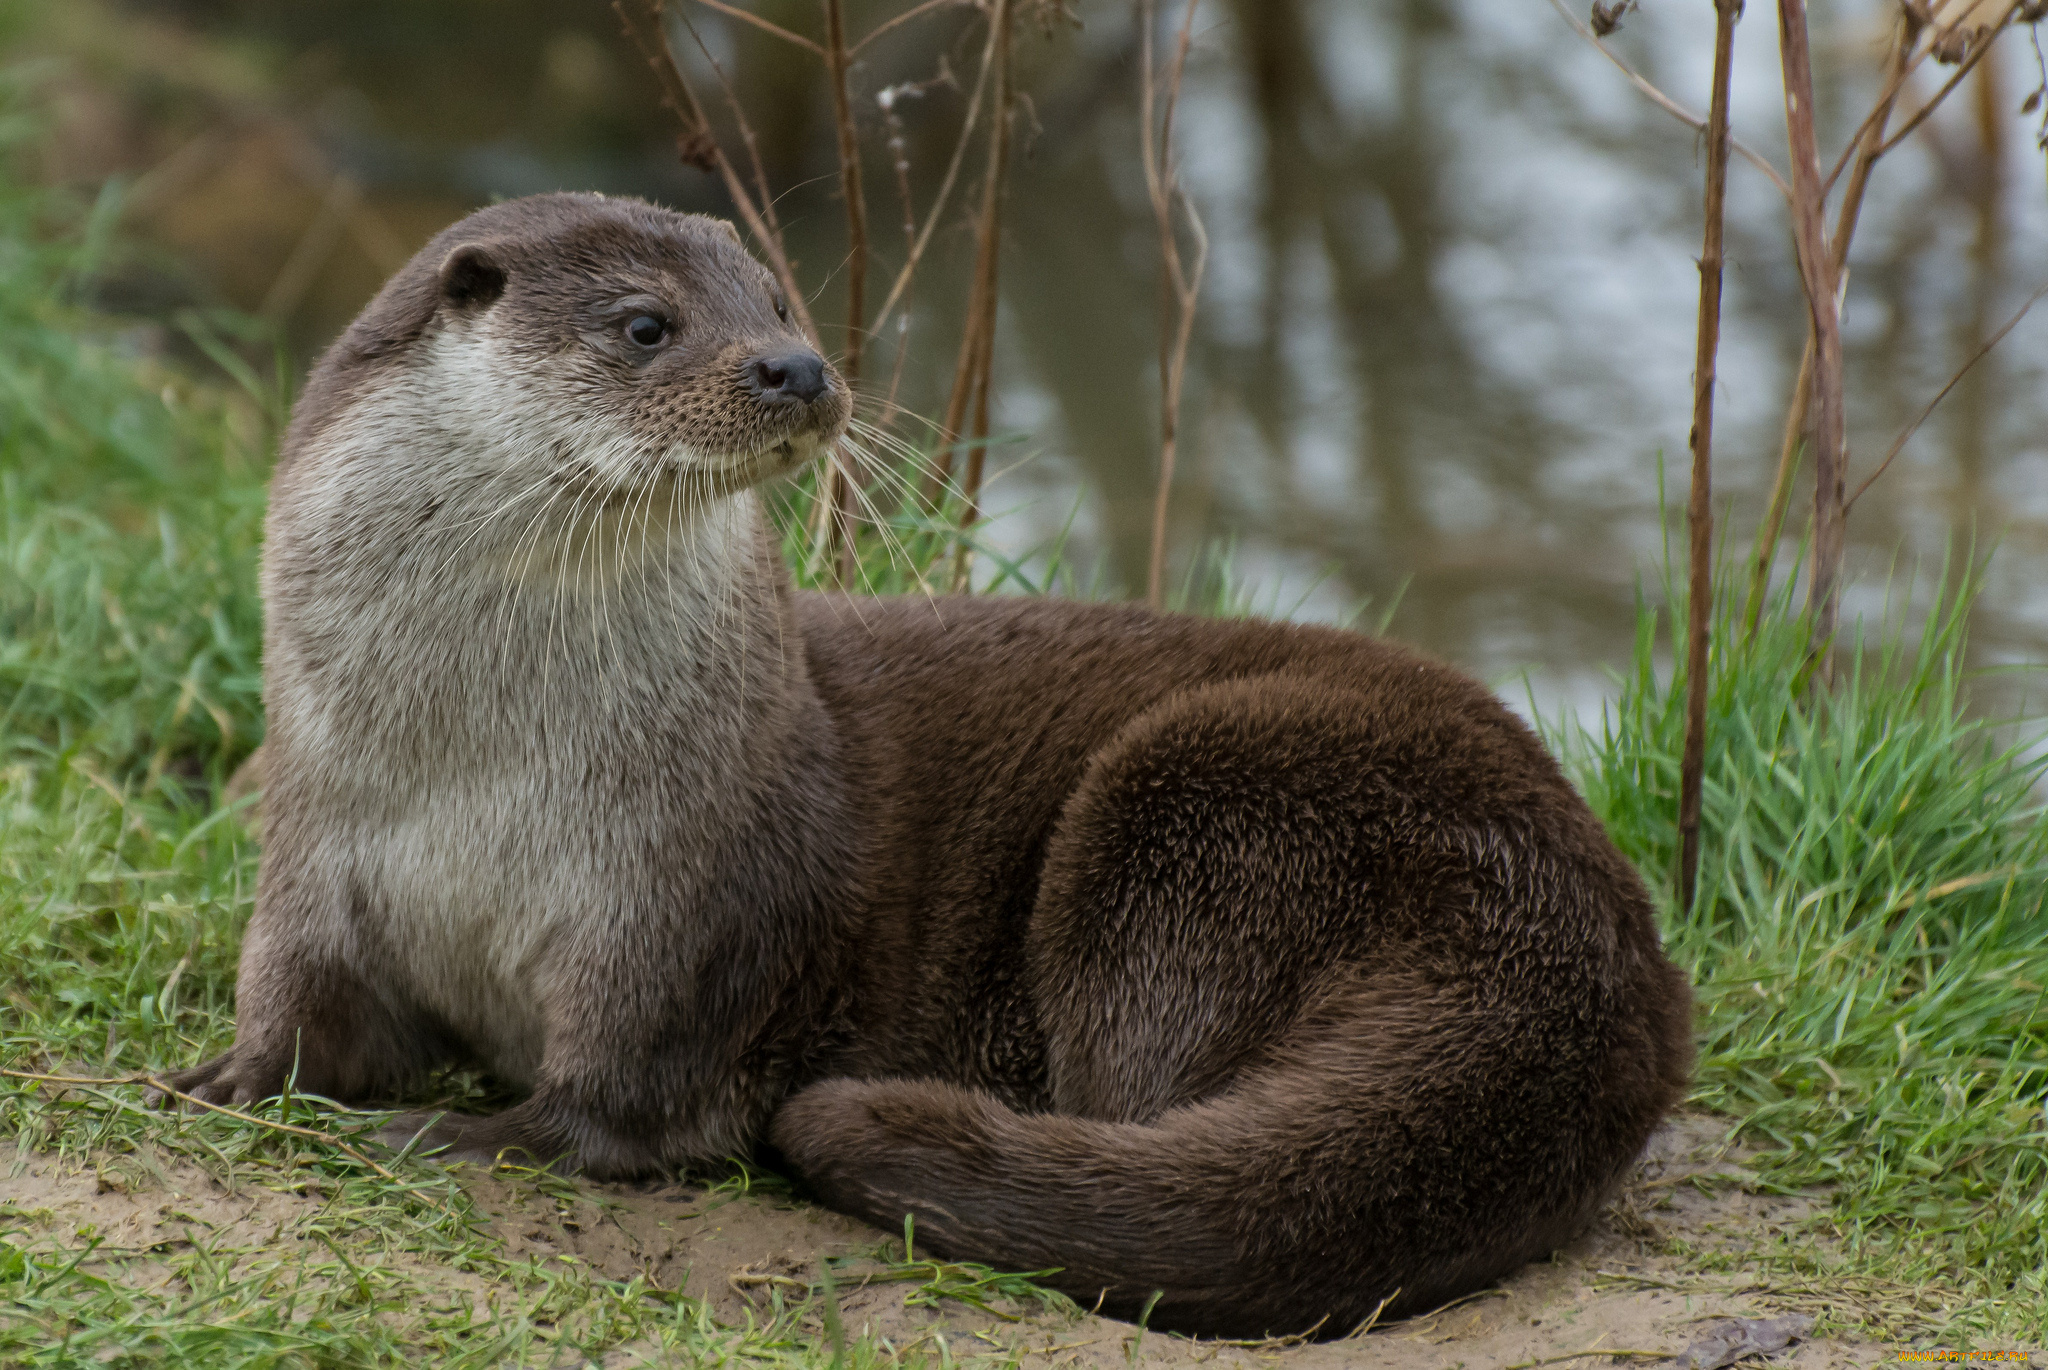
[745,349,829,405]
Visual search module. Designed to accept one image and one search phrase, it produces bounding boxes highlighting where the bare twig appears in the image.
[936,0,1014,577]
[1776,0,1848,663]
[1141,0,1210,610]
[874,79,931,434]
[1745,7,1921,636]
[1679,0,1740,917]
[855,0,975,54]
[1498,1352,1669,1370]
[1876,0,2028,156]
[822,0,872,585]
[1847,278,2048,507]
[823,0,870,383]
[1819,0,1977,194]
[1,1068,398,1182]
[692,0,824,53]
[873,18,1000,345]
[671,6,795,263]
[614,0,818,343]
[1544,0,1794,205]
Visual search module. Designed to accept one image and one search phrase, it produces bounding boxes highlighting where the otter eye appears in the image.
[773,297,789,323]
[626,315,668,347]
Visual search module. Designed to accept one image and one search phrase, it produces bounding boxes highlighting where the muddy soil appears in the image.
[0,1114,1952,1367]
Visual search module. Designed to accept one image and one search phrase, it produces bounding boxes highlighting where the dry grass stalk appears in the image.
[938,0,1015,590]
[1679,0,1741,917]
[1745,0,2009,635]
[1140,0,1210,611]
[1773,0,1848,662]
[628,0,991,586]
[1874,0,2030,157]
[822,0,870,385]
[1547,0,1792,204]
[822,0,872,585]
[1848,278,2048,508]
[873,79,930,435]
[1743,16,1915,637]
[612,0,817,344]
[1,1068,400,1183]
[695,0,823,52]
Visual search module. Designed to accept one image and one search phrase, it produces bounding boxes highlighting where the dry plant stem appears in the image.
[1876,0,2027,157]
[855,0,972,54]
[1819,0,1977,194]
[614,0,818,345]
[1679,0,1740,918]
[1544,0,1793,205]
[875,88,923,434]
[823,0,870,584]
[1141,0,1210,610]
[674,7,792,254]
[0,1068,397,1182]
[1775,0,1848,661]
[934,0,1013,535]
[823,0,869,384]
[872,15,1000,344]
[1848,279,2048,508]
[1744,12,1918,636]
[693,0,823,53]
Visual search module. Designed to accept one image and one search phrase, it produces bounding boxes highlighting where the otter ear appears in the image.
[719,220,744,248]
[438,243,507,309]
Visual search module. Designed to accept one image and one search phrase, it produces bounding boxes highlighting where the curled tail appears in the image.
[770,968,1692,1339]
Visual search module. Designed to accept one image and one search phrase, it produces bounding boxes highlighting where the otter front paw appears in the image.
[145,1049,292,1109]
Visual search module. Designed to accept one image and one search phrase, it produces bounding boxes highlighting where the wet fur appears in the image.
[172,193,1694,1338]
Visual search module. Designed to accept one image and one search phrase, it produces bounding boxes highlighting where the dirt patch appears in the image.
[0,1115,1951,1366]
[571,1115,1901,1368]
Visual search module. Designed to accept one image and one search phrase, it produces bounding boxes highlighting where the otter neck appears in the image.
[266,476,809,790]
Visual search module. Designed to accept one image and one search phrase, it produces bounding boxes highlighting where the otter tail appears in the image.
[770,971,1690,1339]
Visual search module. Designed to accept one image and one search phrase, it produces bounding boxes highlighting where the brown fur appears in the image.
[169,193,1693,1340]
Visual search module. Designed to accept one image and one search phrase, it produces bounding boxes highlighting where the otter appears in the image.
[164,192,1693,1338]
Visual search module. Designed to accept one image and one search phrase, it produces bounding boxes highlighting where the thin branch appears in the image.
[1776,0,1849,661]
[1876,0,2028,157]
[1679,0,1739,917]
[823,0,872,585]
[1745,7,1920,636]
[1142,0,1209,610]
[2,1068,397,1182]
[672,5,792,247]
[823,0,870,383]
[614,0,818,344]
[1848,279,2048,508]
[939,0,1014,585]
[1544,0,1794,205]
[692,0,825,53]
[872,16,1000,345]
[1820,0,1975,194]
[854,0,975,54]
[873,74,942,434]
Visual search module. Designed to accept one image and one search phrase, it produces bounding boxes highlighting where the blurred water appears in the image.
[70,0,2048,721]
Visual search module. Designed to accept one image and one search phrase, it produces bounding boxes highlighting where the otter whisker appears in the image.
[427,467,562,583]
[834,442,935,601]
[497,473,581,673]
[845,417,953,489]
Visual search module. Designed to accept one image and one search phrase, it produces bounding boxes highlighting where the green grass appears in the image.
[1554,564,2048,1342]
[3,70,2047,1362]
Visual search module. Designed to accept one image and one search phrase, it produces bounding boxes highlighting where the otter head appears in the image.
[279,192,852,538]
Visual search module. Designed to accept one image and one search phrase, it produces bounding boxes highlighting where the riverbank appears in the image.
[3,143,2044,1365]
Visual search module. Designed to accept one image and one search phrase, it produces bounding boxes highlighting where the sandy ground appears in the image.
[1,1113,2006,1367]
